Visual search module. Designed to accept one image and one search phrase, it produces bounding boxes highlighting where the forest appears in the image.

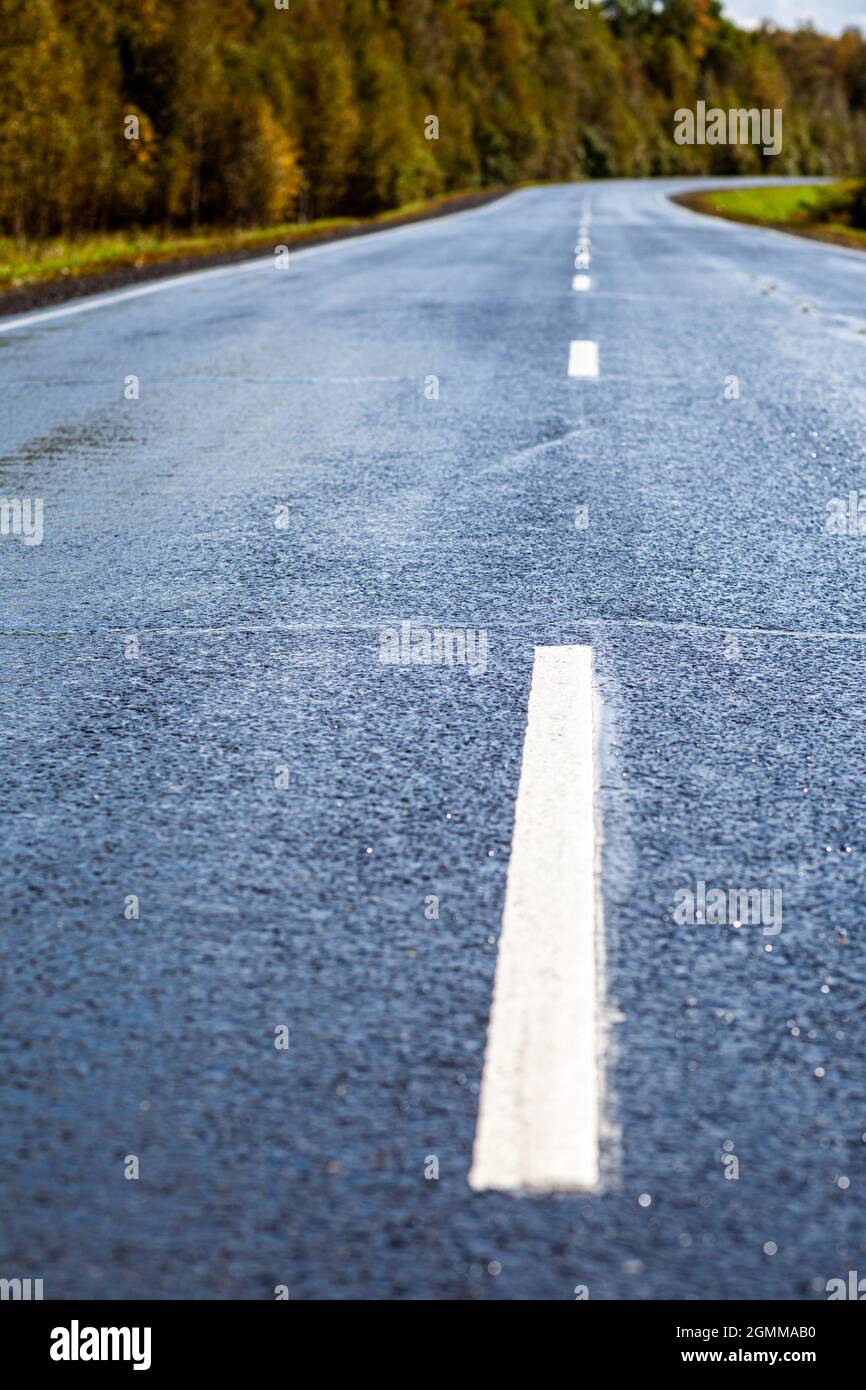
[2,0,866,243]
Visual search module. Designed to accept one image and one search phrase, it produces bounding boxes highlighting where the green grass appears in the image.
[0,219,340,290]
[675,180,866,251]
[0,188,497,293]
[701,183,846,222]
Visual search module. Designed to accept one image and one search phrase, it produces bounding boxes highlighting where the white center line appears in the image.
[572,274,591,292]
[568,340,599,377]
[469,645,602,1193]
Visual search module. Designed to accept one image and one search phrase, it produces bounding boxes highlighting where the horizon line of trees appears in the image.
[2,0,866,243]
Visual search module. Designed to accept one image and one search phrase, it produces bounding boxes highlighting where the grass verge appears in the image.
[672,181,866,253]
[0,186,509,316]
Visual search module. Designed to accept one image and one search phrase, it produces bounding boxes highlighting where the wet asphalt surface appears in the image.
[2,179,866,1300]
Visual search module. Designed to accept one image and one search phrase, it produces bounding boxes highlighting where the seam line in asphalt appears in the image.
[3,616,864,642]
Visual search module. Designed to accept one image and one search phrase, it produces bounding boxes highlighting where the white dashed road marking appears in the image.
[572,275,591,292]
[568,340,599,377]
[469,645,602,1192]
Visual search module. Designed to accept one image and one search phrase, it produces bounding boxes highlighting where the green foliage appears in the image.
[699,183,845,221]
[687,180,866,245]
[3,0,866,242]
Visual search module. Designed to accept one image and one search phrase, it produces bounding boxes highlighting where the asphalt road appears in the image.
[2,178,866,1300]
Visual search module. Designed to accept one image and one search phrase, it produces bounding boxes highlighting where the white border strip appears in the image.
[0,192,522,336]
[469,644,601,1192]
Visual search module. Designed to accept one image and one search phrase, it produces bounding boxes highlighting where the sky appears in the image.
[725,0,866,35]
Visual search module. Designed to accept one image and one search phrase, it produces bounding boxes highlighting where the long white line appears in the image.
[0,261,272,334]
[469,644,601,1193]
[0,192,521,336]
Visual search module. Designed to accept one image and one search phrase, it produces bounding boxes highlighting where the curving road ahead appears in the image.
[2,178,866,1300]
